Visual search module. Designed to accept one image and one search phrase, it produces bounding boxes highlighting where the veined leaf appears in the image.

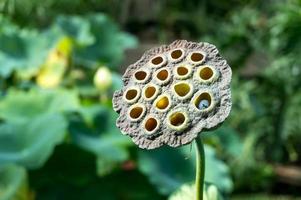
[138,144,233,195]
[69,105,132,176]
[48,14,137,69]
[0,88,80,168]
[0,22,59,78]
[0,114,67,168]
[52,15,95,46]
[0,88,80,123]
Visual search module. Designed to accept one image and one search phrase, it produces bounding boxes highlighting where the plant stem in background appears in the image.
[195,137,205,200]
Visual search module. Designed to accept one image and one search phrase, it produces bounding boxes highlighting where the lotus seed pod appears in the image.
[113,40,232,149]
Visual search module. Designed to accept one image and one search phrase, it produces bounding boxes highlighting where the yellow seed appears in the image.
[156,96,169,109]
[174,83,190,97]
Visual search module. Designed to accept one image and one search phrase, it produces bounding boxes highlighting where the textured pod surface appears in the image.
[113,40,232,149]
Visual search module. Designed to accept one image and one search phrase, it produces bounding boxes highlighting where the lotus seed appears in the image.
[198,99,209,109]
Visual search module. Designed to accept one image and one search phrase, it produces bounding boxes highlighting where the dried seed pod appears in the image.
[113,40,232,149]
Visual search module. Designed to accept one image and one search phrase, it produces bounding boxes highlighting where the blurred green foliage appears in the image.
[138,145,232,195]
[0,165,29,200]
[0,0,301,199]
[168,183,224,200]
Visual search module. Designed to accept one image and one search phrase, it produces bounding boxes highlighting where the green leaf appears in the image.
[70,105,132,176]
[209,126,243,158]
[30,157,164,200]
[0,16,19,33]
[52,15,95,46]
[0,88,79,168]
[138,144,233,195]
[48,14,137,69]
[0,21,58,78]
[283,92,301,138]
[0,88,80,123]
[0,165,29,200]
[0,114,67,168]
[269,2,301,55]
[73,14,138,68]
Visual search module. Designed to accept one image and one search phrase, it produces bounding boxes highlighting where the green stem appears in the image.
[195,137,205,200]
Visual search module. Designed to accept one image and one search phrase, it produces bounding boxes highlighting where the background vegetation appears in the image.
[0,0,301,199]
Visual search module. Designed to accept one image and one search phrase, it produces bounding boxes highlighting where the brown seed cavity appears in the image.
[155,68,171,84]
[177,66,188,76]
[189,51,205,63]
[196,65,218,83]
[126,90,137,100]
[167,111,189,131]
[143,84,159,101]
[124,87,140,103]
[144,117,159,134]
[152,56,163,65]
[128,104,145,121]
[134,70,149,83]
[150,55,166,67]
[200,67,213,80]
[174,64,192,80]
[170,49,184,61]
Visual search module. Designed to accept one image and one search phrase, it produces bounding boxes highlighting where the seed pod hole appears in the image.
[177,66,188,76]
[134,70,148,82]
[174,64,192,80]
[144,86,157,99]
[173,82,192,99]
[151,56,164,65]
[154,95,170,111]
[194,92,212,110]
[156,69,169,81]
[199,66,213,80]
[190,52,204,63]
[126,90,137,100]
[129,105,145,120]
[169,112,186,127]
[124,87,140,103]
[144,117,159,133]
[196,65,218,83]
[170,49,184,60]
